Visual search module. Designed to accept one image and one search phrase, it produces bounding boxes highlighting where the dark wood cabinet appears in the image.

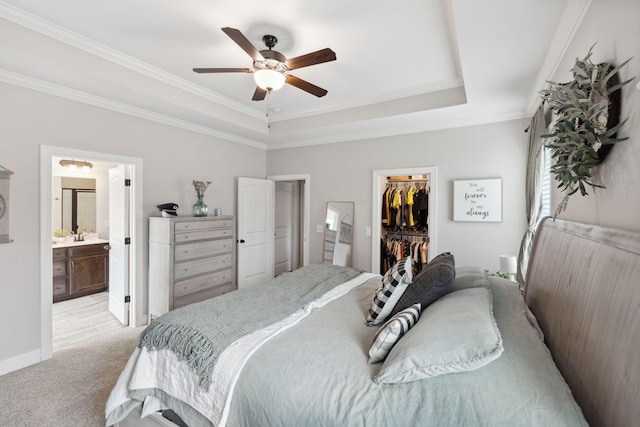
[53,243,109,302]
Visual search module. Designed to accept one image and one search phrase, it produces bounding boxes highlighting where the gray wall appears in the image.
[549,0,640,230]
[267,119,529,272]
[0,83,266,366]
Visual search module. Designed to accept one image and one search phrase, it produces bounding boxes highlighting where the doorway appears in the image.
[236,174,310,288]
[40,146,144,361]
[371,167,438,274]
[270,174,309,272]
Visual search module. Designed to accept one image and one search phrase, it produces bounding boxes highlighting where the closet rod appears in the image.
[386,179,428,183]
[385,230,430,240]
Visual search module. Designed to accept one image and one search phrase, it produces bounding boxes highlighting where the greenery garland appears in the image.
[539,45,634,217]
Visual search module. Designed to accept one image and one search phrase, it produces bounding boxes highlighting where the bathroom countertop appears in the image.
[52,238,109,248]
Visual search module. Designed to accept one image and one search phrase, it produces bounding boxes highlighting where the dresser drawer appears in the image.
[174,239,233,262]
[173,281,236,310]
[174,253,232,280]
[174,268,233,298]
[175,219,233,232]
[175,228,233,243]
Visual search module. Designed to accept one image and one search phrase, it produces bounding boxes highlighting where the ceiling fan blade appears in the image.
[285,48,336,70]
[221,27,265,62]
[285,75,328,97]
[252,87,267,101]
[193,68,252,73]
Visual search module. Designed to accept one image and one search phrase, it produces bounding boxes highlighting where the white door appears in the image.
[237,177,274,288]
[274,181,294,276]
[108,165,130,325]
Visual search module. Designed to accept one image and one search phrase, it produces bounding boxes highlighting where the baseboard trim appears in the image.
[0,349,43,376]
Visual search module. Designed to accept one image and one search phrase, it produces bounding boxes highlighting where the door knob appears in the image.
[104,245,111,250]
[238,239,245,243]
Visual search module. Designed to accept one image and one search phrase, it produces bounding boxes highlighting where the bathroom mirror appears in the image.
[62,188,96,234]
[55,177,97,235]
[323,201,354,267]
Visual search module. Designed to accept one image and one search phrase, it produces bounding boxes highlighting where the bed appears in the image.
[106,218,640,427]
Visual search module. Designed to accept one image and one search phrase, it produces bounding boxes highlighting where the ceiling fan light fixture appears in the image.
[254,69,285,92]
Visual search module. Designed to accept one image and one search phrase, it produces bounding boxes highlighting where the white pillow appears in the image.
[368,303,421,364]
[374,287,503,384]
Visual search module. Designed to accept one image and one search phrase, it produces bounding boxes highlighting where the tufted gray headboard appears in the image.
[524,218,640,427]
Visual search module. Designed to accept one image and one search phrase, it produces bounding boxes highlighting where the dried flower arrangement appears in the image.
[192,180,212,196]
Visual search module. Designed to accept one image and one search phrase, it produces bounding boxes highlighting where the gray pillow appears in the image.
[374,287,503,384]
[449,265,489,293]
[390,252,455,317]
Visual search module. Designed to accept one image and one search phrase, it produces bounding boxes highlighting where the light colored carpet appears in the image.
[0,326,144,427]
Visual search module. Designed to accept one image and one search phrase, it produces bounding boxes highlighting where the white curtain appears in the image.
[516,104,547,285]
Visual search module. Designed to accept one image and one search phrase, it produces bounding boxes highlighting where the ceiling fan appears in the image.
[193,27,336,101]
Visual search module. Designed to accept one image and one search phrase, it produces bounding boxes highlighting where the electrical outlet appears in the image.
[365,227,371,236]
[316,224,324,233]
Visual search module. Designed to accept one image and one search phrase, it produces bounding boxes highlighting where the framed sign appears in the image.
[0,164,12,243]
[453,178,502,222]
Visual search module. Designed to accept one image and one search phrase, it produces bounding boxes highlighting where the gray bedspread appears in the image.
[138,264,362,390]
[225,275,587,427]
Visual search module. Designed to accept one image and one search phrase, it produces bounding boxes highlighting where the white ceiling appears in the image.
[0,0,589,149]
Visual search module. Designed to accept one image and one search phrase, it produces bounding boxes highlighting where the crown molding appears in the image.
[0,1,264,121]
[0,69,266,150]
[524,0,592,115]
[266,111,527,150]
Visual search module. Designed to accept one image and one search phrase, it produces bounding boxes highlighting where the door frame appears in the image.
[40,145,144,361]
[268,174,310,267]
[371,167,438,274]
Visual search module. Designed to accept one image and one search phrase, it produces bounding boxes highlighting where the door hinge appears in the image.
[125,179,131,187]
[125,237,131,244]
[124,295,131,303]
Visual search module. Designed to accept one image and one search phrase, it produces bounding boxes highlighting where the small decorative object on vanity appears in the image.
[192,180,211,217]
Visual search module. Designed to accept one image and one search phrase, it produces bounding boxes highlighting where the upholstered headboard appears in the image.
[524,218,640,427]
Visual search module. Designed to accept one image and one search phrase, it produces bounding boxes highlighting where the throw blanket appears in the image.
[139,264,363,390]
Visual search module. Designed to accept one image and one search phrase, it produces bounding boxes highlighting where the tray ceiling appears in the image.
[0,0,588,149]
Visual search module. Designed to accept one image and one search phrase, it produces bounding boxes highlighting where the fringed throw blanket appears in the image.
[139,264,363,390]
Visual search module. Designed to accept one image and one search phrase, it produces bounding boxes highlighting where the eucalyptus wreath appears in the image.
[539,45,634,216]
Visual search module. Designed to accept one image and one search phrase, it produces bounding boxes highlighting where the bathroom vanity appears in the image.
[52,239,110,303]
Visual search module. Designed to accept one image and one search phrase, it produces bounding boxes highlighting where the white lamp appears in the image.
[499,255,517,282]
[253,69,285,92]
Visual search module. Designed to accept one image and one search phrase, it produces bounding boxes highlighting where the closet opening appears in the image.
[371,167,437,275]
[381,175,430,276]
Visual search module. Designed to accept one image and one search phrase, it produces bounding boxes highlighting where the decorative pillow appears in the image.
[365,257,413,326]
[368,303,422,364]
[374,287,503,384]
[449,265,489,293]
[390,252,455,317]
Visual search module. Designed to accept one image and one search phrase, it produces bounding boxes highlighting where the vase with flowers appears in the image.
[192,180,211,217]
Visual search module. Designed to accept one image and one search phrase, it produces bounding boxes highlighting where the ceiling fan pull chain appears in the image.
[266,91,271,129]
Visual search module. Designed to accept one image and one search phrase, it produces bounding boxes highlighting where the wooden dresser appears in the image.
[53,242,110,303]
[148,215,236,318]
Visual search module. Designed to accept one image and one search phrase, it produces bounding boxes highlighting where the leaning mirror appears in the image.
[323,201,354,267]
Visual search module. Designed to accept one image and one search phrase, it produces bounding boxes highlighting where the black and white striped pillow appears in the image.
[368,303,422,364]
[365,257,413,326]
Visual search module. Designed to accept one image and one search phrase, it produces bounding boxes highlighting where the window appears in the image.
[540,147,551,218]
